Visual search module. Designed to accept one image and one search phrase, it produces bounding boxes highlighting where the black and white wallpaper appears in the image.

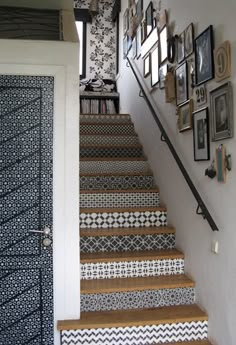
[74,0,116,80]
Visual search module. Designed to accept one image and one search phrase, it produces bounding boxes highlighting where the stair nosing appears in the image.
[80,226,175,237]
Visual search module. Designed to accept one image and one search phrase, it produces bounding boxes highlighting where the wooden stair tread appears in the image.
[80,206,166,213]
[80,157,147,161]
[80,144,142,148]
[80,172,153,177]
[81,122,134,126]
[57,304,207,330]
[81,274,194,294]
[165,342,212,345]
[80,188,160,194]
[80,226,175,237]
[80,249,184,263]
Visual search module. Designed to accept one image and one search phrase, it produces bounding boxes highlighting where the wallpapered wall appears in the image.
[74,0,116,80]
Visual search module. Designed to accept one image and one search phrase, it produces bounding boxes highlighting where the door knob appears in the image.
[29,226,51,236]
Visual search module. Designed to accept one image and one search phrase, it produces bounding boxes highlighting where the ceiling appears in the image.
[0,0,74,10]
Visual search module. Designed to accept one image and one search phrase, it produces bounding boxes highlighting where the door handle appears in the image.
[29,226,51,236]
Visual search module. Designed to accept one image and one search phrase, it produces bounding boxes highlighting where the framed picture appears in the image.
[159,63,168,89]
[145,2,153,37]
[210,82,233,141]
[216,145,226,183]
[194,25,214,85]
[132,37,137,58]
[136,0,143,24]
[193,107,210,161]
[141,19,147,44]
[185,23,194,58]
[136,25,141,58]
[175,61,188,106]
[123,35,128,59]
[167,36,176,64]
[123,9,129,36]
[151,45,159,87]
[214,41,231,82]
[178,99,193,132]
[158,9,168,29]
[160,26,168,63]
[195,85,207,107]
[177,31,185,63]
[144,54,151,77]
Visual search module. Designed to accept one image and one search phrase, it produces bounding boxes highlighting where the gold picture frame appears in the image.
[178,99,193,132]
[214,41,231,82]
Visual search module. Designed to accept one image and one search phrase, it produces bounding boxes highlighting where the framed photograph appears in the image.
[136,0,143,24]
[159,63,168,89]
[216,145,226,183]
[158,9,168,29]
[194,25,214,85]
[136,25,141,59]
[132,37,137,59]
[177,31,185,63]
[151,45,159,87]
[193,107,210,161]
[145,2,153,37]
[160,26,168,63]
[141,19,147,44]
[210,82,233,141]
[195,85,207,107]
[123,9,129,36]
[175,61,188,106]
[185,23,194,58]
[214,41,231,82]
[144,54,151,77]
[178,99,193,132]
[123,35,128,59]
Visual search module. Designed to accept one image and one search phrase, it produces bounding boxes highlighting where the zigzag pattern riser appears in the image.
[61,321,208,345]
[80,210,167,229]
[80,233,175,253]
[81,287,195,312]
[81,258,184,280]
[80,192,160,209]
[80,124,135,135]
[80,135,139,146]
[80,161,151,174]
[80,175,155,191]
[80,115,131,123]
[80,147,143,158]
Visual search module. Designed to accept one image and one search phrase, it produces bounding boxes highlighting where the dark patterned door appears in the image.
[0,76,54,345]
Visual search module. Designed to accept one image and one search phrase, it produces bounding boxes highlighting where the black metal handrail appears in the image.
[127,57,219,231]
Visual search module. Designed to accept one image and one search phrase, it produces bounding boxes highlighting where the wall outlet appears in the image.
[211,240,219,254]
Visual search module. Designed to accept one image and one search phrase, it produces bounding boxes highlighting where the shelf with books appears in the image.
[80,91,120,114]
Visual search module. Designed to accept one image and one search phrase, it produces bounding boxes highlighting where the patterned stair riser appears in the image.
[80,124,136,135]
[61,321,208,345]
[80,210,167,229]
[80,115,131,123]
[80,192,160,209]
[81,258,184,280]
[81,287,195,312]
[80,233,175,253]
[80,147,143,158]
[80,175,155,191]
[80,135,139,146]
[80,161,151,174]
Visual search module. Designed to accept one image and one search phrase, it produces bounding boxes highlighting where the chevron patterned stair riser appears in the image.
[80,161,151,174]
[81,287,195,312]
[80,210,167,229]
[80,192,160,209]
[80,175,155,191]
[61,321,208,345]
[80,234,175,253]
[80,124,136,135]
[80,147,143,158]
[80,115,131,123]
[80,135,139,146]
[80,258,184,280]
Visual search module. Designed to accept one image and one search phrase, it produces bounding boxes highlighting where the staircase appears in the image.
[58,113,212,345]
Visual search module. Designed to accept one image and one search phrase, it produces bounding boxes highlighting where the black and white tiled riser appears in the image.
[80,124,136,135]
[80,146,143,158]
[80,233,175,253]
[80,114,131,123]
[80,258,184,280]
[80,135,139,146]
[80,209,167,229]
[80,175,155,191]
[80,160,151,174]
[61,321,208,345]
[81,287,195,312]
[80,191,160,209]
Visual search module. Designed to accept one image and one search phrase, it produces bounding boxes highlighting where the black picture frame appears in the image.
[151,45,159,87]
[159,63,168,89]
[184,23,194,58]
[177,31,185,64]
[175,61,188,106]
[136,0,143,24]
[160,26,168,63]
[145,2,153,37]
[144,54,151,77]
[194,25,214,86]
[136,25,142,59]
[193,107,210,161]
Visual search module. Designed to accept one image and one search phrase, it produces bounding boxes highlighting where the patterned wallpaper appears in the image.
[74,0,116,80]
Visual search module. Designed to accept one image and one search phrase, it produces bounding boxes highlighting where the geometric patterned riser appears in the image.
[80,258,184,280]
[80,210,167,229]
[80,115,131,123]
[80,147,143,158]
[60,320,208,345]
[80,135,139,146]
[80,192,160,209]
[80,161,151,175]
[80,124,136,135]
[80,175,155,191]
[80,233,175,253]
[81,287,195,312]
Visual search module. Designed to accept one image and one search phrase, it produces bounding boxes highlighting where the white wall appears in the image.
[0,39,80,345]
[117,1,236,344]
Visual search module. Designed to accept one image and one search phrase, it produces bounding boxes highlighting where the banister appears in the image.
[127,56,219,232]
